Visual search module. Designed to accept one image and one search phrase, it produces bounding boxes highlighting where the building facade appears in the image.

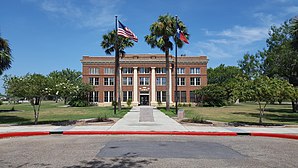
[81,54,208,106]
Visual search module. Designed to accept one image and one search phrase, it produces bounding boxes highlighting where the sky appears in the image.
[0,0,297,94]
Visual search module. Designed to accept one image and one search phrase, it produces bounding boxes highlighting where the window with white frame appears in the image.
[139,67,150,74]
[157,91,166,102]
[190,91,198,102]
[104,91,113,102]
[177,68,185,74]
[89,91,99,102]
[123,91,132,102]
[156,68,166,74]
[156,77,166,86]
[104,77,114,86]
[104,68,114,74]
[177,77,185,86]
[89,68,99,75]
[122,68,133,74]
[175,91,186,102]
[190,68,200,74]
[89,77,99,86]
[190,77,201,86]
[139,77,149,85]
[122,77,133,85]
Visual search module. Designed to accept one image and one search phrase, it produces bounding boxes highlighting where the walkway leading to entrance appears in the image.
[109,106,187,131]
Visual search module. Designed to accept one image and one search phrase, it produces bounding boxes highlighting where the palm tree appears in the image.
[101,30,134,112]
[145,14,189,111]
[0,37,12,75]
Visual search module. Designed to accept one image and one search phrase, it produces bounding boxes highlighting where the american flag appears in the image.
[117,21,138,42]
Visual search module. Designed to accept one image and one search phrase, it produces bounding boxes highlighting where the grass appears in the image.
[160,102,298,125]
[0,101,131,125]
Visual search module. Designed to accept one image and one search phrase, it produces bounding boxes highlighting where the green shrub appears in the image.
[192,116,205,123]
[97,114,108,122]
[127,98,132,107]
[112,101,118,106]
[68,99,89,107]
[0,100,2,105]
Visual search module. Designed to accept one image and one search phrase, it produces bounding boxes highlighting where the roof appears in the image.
[81,54,208,65]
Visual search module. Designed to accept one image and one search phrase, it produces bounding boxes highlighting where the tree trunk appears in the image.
[64,97,67,105]
[165,49,170,111]
[258,102,263,124]
[292,100,298,113]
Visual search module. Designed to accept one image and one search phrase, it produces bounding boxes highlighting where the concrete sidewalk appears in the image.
[109,106,187,131]
[0,106,298,136]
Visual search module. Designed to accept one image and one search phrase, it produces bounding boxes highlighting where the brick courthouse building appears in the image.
[81,54,208,106]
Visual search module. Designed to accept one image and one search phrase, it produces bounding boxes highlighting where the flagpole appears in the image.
[114,15,118,115]
[175,15,178,115]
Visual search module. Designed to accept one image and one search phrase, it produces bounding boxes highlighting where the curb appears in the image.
[63,131,237,136]
[0,131,297,140]
[0,132,49,139]
[250,132,298,140]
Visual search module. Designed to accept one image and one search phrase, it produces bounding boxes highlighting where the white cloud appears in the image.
[36,0,121,31]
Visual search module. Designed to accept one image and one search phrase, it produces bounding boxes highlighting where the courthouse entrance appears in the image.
[139,91,149,105]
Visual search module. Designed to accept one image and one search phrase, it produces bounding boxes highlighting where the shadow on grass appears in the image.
[232,111,298,124]
[0,116,31,124]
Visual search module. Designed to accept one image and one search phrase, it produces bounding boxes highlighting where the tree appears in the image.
[241,76,294,124]
[101,30,135,112]
[4,74,49,124]
[195,84,227,107]
[0,37,12,75]
[208,64,242,84]
[145,14,189,111]
[68,82,93,107]
[207,64,243,104]
[264,19,298,112]
[238,51,265,79]
[290,16,298,51]
[48,69,81,104]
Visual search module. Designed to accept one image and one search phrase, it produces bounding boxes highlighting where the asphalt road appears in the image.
[0,135,297,168]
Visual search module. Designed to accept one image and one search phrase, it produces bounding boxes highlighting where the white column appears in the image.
[169,67,173,104]
[132,67,138,106]
[150,67,157,106]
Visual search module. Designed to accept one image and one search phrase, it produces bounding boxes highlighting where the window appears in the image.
[175,91,186,102]
[89,91,99,102]
[190,77,201,86]
[123,91,132,102]
[122,77,133,85]
[139,77,149,85]
[104,91,114,102]
[156,77,166,86]
[104,68,114,74]
[89,68,99,75]
[177,77,185,86]
[157,91,166,102]
[190,68,200,74]
[104,77,114,86]
[139,67,150,74]
[89,77,99,86]
[156,68,166,74]
[190,91,198,102]
[122,68,133,74]
[177,68,185,74]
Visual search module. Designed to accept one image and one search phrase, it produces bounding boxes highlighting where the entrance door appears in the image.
[140,95,149,105]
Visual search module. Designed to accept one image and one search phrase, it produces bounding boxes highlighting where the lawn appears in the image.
[160,102,298,125]
[0,101,130,125]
